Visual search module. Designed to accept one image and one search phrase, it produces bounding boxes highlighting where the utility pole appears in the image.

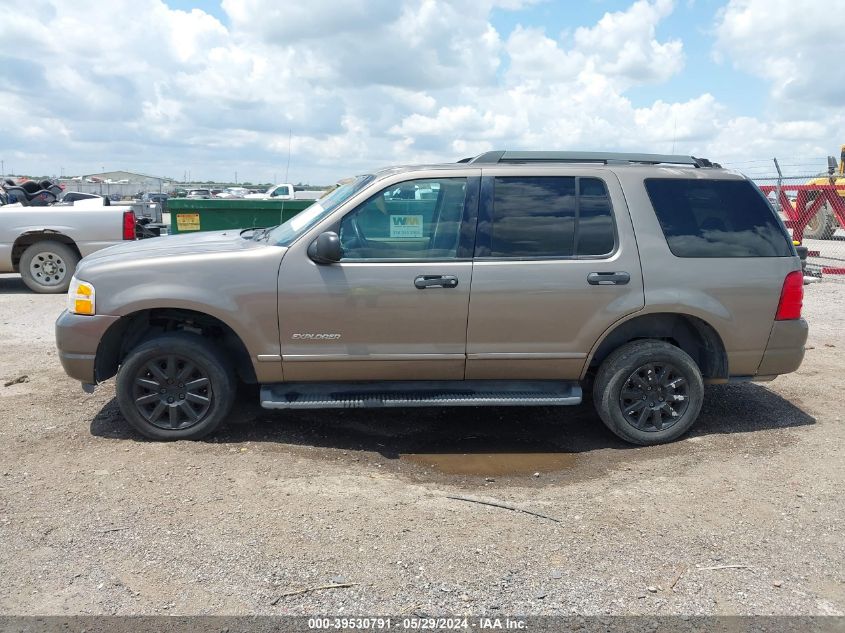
[235,171,238,184]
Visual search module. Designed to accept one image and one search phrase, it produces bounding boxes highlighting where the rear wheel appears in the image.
[115,332,236,440]
[19,241,79,293]
[593,340,704,445]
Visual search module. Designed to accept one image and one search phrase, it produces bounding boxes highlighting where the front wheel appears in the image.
[592,340,704,445]
[115,332,236,440]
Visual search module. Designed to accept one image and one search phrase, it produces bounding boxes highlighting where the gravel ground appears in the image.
[0,272,842,617]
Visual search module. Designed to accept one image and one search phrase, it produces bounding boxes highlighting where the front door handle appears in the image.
[414,275,459,289]
[587,271,630,286]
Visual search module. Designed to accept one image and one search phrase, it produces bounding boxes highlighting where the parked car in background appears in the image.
[55,150,807,445]
[215,187,250,199]
[141,192,168,213]
[186,189,212,199]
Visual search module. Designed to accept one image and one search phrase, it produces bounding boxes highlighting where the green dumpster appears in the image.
[167,198,315,234]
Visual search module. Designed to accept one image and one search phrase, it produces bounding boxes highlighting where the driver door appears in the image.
[276,172,480,381]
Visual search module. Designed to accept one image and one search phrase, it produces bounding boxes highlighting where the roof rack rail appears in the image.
[463,151,720,168]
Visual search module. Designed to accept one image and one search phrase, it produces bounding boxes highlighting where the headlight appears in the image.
[68,277,95,315]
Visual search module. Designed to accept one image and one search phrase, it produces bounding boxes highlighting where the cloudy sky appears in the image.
[1,0,843,184]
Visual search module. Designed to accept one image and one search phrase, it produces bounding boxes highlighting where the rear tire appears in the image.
[116,332,236,440]
[19,241,79,293]
[592,340,704,445]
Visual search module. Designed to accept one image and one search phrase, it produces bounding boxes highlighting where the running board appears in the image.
[260,380,582,410]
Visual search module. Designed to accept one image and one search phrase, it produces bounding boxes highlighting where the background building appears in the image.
[59,170,173,198]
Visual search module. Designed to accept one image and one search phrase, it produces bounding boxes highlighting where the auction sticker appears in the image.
[176,213,201,231]
[389,215,424,239]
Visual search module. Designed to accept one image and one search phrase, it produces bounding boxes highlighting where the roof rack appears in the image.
[461,151,720,168]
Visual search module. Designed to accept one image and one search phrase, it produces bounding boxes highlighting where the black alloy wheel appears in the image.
[132,354,213,430]
[618,362,690,432]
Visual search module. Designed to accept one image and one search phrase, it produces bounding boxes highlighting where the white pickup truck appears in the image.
[0,199,139,293]
[243,183,323,200]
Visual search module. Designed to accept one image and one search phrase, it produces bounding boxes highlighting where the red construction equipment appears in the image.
[759,183,845,241]
[759,183,845,274]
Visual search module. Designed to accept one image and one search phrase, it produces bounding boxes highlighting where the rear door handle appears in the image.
[414,275,459,289]
[587,271,630,285]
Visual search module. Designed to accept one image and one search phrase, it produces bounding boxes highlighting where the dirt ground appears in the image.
[0,272,842,617]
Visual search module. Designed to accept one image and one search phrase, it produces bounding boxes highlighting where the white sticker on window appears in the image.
[389,214,424,238]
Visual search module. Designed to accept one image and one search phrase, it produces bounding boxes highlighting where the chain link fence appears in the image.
[723,157,845,282]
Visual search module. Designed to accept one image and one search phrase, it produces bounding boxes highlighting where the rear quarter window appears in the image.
[644,178,793,258]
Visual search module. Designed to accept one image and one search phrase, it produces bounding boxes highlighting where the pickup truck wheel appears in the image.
[116,332,236,440]
[592,340,704,445]
[19,241,79,293]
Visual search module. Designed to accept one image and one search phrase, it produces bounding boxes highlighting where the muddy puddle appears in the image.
[399,438,577,476]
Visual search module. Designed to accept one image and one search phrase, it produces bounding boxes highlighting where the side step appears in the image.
[260,380,582,410]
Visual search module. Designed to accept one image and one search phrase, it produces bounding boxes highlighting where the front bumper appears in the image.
[757,318,809,376]
[55,310,120,383]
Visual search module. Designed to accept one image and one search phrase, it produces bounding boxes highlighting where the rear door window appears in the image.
[644,178,793,257]
[480,176,615,258]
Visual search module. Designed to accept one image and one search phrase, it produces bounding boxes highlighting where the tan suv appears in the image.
[55,151,808,445]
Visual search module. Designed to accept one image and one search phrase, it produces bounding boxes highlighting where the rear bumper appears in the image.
[757,318,809,376]
[55,310,120,383]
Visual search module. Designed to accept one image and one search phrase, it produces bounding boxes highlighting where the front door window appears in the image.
[339,178,468,260]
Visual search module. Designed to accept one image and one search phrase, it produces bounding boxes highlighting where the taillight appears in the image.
[123,210,136,240]
[775,270,803,320]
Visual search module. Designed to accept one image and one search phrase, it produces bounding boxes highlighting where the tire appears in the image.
[115,332,236,440]
[592,340,704,445]
[19,240,79,293]
[803,200,837,240]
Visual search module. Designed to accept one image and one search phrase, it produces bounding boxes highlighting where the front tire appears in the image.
[19,241,79,293]
[592,340,704,445]
[115,332,236,440]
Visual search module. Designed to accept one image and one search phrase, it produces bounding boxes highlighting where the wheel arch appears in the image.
[583,312,729,381]
[12,231,81,271]
[94,307,257,385]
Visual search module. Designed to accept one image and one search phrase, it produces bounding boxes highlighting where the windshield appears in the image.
[267,174,375,246]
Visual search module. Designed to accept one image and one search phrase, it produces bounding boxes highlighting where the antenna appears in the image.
[284,129,292,183]
[671,117,677,154]
[281,129,293,227]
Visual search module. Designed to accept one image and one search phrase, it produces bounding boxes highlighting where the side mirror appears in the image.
[308,231,342,264]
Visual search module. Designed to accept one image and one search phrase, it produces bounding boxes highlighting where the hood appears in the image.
[77,229,279,273]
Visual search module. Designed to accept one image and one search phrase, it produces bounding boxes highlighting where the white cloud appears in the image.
[504,0,684,88]
[0,0,840,183]
[714,0,845,108]
[572,0,684,85]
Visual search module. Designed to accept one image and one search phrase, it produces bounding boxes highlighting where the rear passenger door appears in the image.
[465,168,644,380]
